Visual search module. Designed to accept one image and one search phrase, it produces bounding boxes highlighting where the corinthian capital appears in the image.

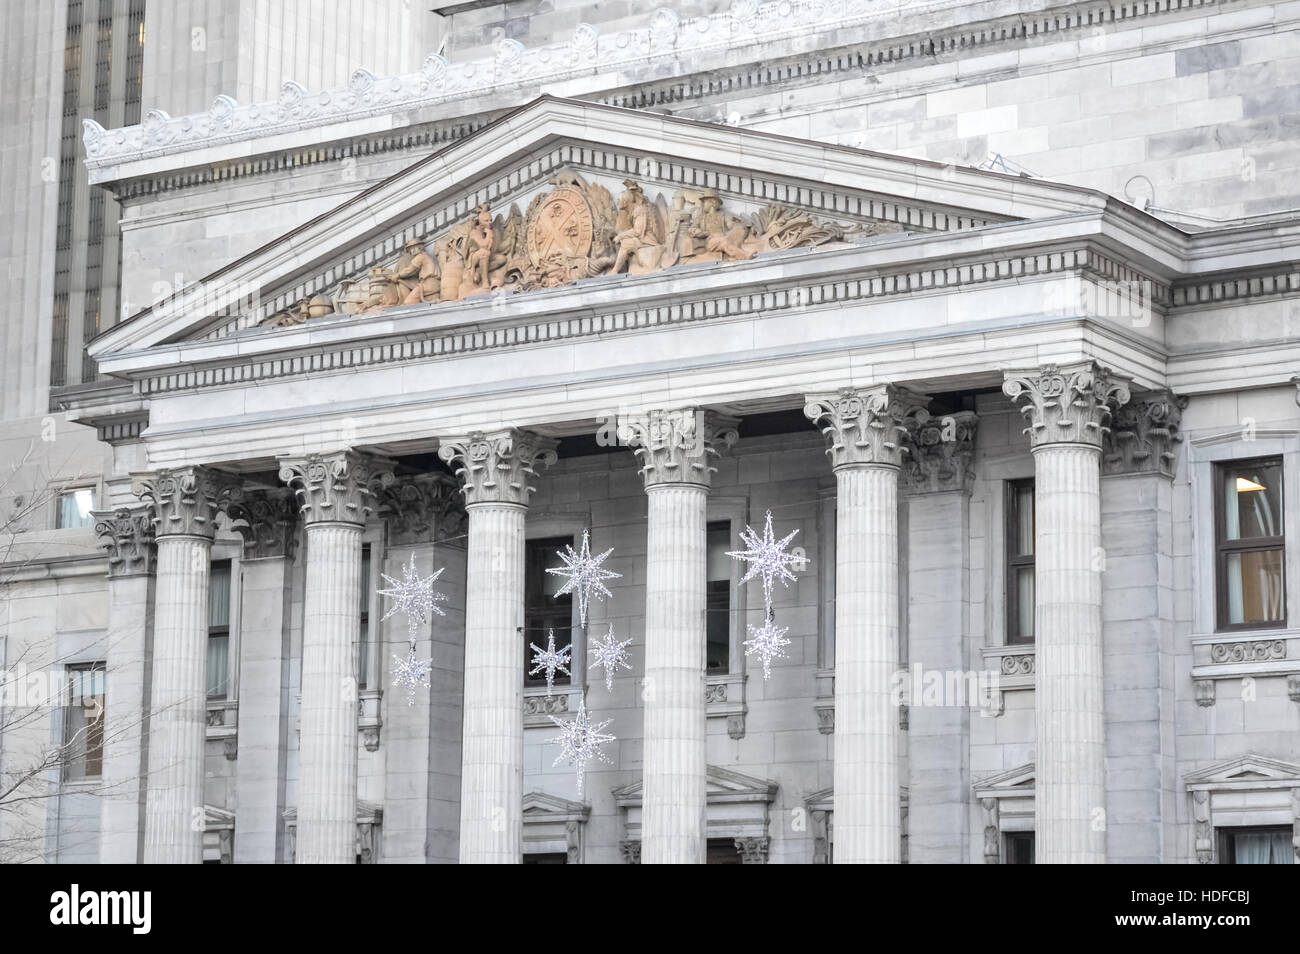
[132,466,231,539]
[620,408,739,489]
[903,411,978,494]
[227,489,299,558]
[375,472,467,544]
[1103,389,1188,478]
[804,385,930,470]
[92,505,156,576]
[278,451,394,526]
[437,429,558,507]
[1002,362,1131,449]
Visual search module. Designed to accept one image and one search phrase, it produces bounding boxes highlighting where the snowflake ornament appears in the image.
[727,510,808,609]
[529,629,572,695]
[546,529,621,627]
[377,553,447,639]
[391,643,433,706]
[547,698,615,797]
[588,624,633,693]
[743,616,791,681]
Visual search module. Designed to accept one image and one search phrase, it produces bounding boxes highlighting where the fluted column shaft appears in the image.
[834,464,900,862]
[458,503,526,863]
[297,521,363,863]
[641,483,709,864]
[439,429,556,864]
[1004,362,1130,864]
[280,451,391,864]
[624,408,737,865]
[143,534,210,864]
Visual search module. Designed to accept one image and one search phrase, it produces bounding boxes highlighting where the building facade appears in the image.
[2,0,1300,864]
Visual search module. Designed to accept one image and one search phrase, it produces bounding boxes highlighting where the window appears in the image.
[1003,831,1035,865]
[207,562,231,699]
[63,664,105,781]
[706,839,743,864]
[525,536,574,687]
[522,852,567,864]
[358,546,371,689]
[706,522,731,672]
[1215,459,1285,630]
[1217,827,1293,864]
[1005,479,1035,644]
[55,488,96,529]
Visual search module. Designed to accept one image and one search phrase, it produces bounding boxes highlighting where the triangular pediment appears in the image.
[1184,755,1300,788]
[612,764,778,805]
[89,95,1122,365]
[522,790,590,820]
[973,762,1036,798]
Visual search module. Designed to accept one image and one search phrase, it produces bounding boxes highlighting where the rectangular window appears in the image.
[706,522,731,673]
[55,488,96,529]
[207,562,231,699]
[522,852,568,864]
[1215,459,1285,630]
[1004,831,1035,865]
[1217,826,1293,864]
[63,663,105,781]
[358,546,371,690]
[1005,479,1035,645]
[525,536,574,687]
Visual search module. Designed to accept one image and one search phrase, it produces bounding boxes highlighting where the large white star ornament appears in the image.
[377,553,447,639]
[546,529,621,627]
[743,618,791,681]
[588,624,633,692]
[529,629,572,695]
[727,510,808,609]
[548,698,615,797]
[391,643,433,706]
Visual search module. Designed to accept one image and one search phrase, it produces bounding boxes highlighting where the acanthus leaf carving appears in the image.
[1002,362,1131,450]
[620,408,739,489]
[1102,389,1187,477]
[804,385,930,470]
[375,473,467,546]
[92,505,156,576]
[278,451,394,526]
[437,429,558,507]
[227,489,299,559]
[902,410,978,493]
[132,465,237,539]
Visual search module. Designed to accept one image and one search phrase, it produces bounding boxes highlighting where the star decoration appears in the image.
[588,624,633,692]
[546,529,621,627]
[743,617,791,681]
[391,643,433,706]
[727,510,808,609]
[529,629,572,695]
[547,698,615,798]
[377,554,447,639]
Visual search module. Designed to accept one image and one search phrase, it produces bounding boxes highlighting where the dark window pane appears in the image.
[706,522,731,673]
[1005,831,1034,865]
[706,839,742,864]
[522,852,568,864]
[525,537,574,686]
[1223,462,1283,540]
[1224,549,1285,625]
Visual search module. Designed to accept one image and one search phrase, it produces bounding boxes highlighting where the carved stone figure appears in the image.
[689,188,754,262]
[397,238,440,305]
[462,203,495,295]
[359,267,403,314]
[612,180,663,275]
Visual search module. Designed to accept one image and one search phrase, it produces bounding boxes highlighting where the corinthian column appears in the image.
[1003,362,1130,864]
[623,408,738,864]
[805,385,928,864]
[279,451,393,864]
[439,430,556,864]
[133,467,225,864]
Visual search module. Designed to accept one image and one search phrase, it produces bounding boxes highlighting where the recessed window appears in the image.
[706,838,743,864]
[207,562,231,699]
[1003,831,1034,865]
[706,522,731,673]
[55,488,96,529]
[1217,826,1293,864]
[1215,459,1285,630]
[525,536,574,688]
[522,852,567,864]
[358,546,371,690]
[63,663,105,781]
[1005,480,1035,645]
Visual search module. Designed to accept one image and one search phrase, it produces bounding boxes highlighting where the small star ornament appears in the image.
[743,616,791,681]
[377,553,447,639]
[391,643,433,705]
[727,510,808,609]
[588,624,633,692]
[546,529,621,627]
[548,698,615,797]
[529,629,572,695]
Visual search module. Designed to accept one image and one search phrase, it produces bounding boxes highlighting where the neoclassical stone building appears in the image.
[3,0,1300,865]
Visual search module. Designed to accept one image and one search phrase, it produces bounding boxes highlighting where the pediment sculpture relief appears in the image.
[261,171,903,328]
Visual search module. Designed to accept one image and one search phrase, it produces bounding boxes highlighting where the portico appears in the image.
[72,96,1290,864]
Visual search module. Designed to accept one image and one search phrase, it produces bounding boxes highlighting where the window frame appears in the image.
[1213,456,1286,633]
[1004,478,1035,646]
[62,662,106,783]
[53,483,98,530]
[523,532,578,691]
[1216,825,1294,865]
[207,559,233,700]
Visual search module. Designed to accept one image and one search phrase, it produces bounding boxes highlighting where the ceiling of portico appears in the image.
[88,94,1132,365]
